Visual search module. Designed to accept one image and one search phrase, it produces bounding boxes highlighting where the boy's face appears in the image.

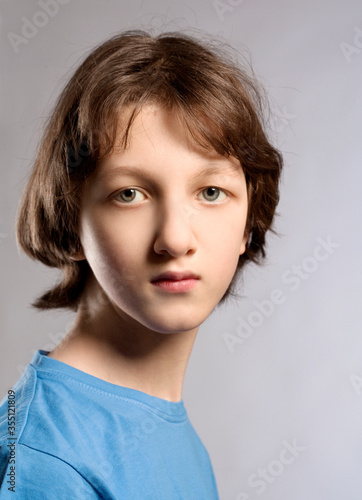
[73,104,249,334]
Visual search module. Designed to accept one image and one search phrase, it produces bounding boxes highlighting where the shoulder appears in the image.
[0,365,115,499]
[0,444,100,499]
[0,366,37,444]
[0,363,86,476]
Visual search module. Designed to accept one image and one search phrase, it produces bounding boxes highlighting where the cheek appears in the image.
[211,231,243,275]
[202,207,247,254]
[79,211,150,276]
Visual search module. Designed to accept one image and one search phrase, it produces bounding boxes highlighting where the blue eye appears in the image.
[115,188,145,203]
[200,187,227,203]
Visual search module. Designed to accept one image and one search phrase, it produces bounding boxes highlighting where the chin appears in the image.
[112,295,215,334]
[139,309,208,335]
[149,317,205,335]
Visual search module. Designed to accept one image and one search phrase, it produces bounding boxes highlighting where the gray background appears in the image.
[1,0,362,498]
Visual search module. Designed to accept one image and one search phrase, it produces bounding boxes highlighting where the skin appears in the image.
[49,104,249,402]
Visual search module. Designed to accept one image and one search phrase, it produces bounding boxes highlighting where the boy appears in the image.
[0,30,282,498]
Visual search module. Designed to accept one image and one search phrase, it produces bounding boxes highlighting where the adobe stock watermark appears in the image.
[350,374,362,396]
[340,25,362,63]
[236,438,306,499]
[213,0,245,23]
[269,104,297,134]
[7,0,71,55]
[224,235,340,354]
[85,416,158,485]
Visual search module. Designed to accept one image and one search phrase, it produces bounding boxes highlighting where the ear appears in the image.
[239,231,249,255]
[69,248,86,261]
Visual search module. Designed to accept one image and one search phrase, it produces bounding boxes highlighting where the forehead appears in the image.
[95,103,243,177]
[111,103,211,154]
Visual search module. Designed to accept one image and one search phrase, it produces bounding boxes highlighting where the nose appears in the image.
[153,199,197,257]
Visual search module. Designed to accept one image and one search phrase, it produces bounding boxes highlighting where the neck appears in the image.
[48,281,199,402]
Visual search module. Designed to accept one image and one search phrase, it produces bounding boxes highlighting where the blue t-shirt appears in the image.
[0,350,219,499]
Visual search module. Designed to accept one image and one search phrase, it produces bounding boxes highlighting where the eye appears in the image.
[114,188,146,204]
[199,187,227,203]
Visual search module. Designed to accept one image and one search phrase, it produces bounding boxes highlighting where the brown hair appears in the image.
[16,29,283,311]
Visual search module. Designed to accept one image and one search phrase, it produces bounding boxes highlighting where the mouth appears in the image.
[150,271,200,293]
[151,270,200,282]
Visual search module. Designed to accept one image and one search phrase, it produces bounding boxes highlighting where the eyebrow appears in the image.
[97,162,242,180]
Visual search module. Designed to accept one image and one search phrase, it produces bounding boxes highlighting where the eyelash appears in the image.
[112,186,228,204]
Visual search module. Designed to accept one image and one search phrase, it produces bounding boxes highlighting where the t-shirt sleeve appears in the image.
[0,444,101,499]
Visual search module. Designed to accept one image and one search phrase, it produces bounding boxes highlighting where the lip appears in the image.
[151,270,200,282]
[151,270,200,293]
